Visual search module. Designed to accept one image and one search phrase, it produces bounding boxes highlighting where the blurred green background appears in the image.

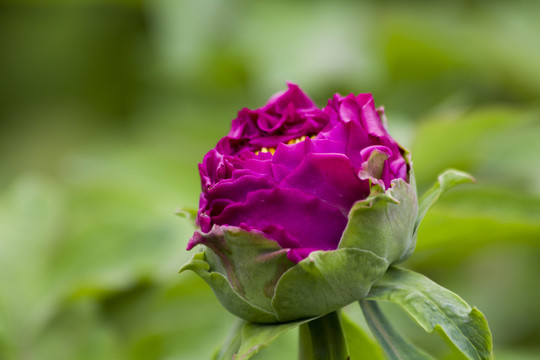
[1,0,539,359]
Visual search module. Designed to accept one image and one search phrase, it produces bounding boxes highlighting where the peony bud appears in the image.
[181,84,417,323]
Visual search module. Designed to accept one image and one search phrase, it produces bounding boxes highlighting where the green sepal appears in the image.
[358,148,390,186]
[415,169,475,234]
[339,178,418,264]
[183,227,392,323]
[200,227,294,314]
[367,267,493,360]
[272,248,388,322]
[180,251,279,323]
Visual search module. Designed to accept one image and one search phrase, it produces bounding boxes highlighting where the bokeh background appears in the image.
[1,0,539,359]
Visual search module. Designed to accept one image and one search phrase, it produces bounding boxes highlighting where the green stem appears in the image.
[298,311,349,360]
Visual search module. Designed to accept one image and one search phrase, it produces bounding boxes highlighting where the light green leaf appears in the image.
[213,319,245,360]
[360,300,434,360]
[341,311,386,360]
[367,267,493,360]
[415,169,475,234]
[272,248,388,322]
[175,207,198,227]
[235,317,314,360]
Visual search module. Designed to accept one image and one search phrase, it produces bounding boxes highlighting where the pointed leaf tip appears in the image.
[438,169,476,188]
[415,169,475,234]
[175,207,198,226]
[179,252,207,274]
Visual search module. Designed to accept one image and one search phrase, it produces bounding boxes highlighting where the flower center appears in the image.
[255,135,315,155]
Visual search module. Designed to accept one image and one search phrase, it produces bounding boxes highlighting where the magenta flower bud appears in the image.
[181,84,417,323]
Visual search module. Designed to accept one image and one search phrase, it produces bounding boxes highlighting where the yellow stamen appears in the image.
[255,147,276,156]
[255,134,315,156]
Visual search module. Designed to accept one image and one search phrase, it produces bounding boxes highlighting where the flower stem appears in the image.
[298,311,349,360]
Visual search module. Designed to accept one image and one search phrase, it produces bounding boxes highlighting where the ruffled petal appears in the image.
[271,139,314,182]
[205,174,275,213]
[263,83,317,114]
[219,84,328,155]
[357,93,387,137]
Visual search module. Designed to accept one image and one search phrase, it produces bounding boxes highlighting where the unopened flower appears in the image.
[182,84,417,323]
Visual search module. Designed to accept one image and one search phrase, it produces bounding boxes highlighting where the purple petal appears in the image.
[286,247,320,263]
[280,153,369,215]
[212,187,348,257]
[263,83,317,113]
[205,174,275,215]
[357,94,387,137]
[191,84,411,264]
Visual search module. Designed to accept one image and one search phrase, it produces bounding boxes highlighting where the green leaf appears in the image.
[339,179,418,264]
[234,317,314,360]
[415,169,475,234]
[367,267,493,360]
[360,300,434,360]
[298,311,349,360]
[272,248,388,322]
[340,311,386,360]
[175,207,198,227]
[213,319,245,360]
